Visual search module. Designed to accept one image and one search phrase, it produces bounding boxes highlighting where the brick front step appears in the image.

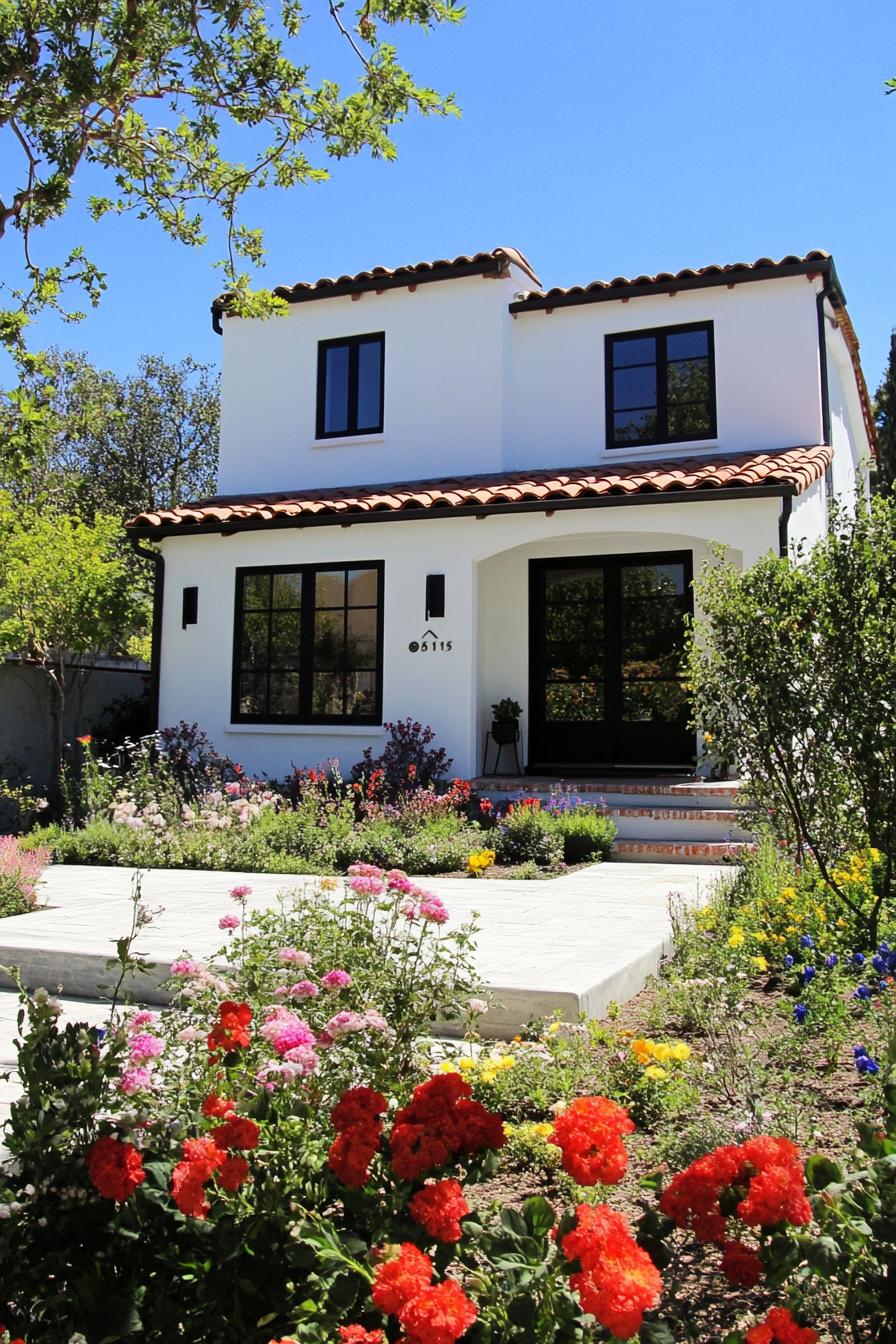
[473,775,740,803]
[612,838,749,865]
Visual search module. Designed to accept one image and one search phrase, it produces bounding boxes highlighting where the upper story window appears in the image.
[605,322,716,449]
[316,332,385,438]
[233,562,383,724]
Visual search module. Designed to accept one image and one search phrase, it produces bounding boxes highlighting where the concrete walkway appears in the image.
[0,860,727,1038]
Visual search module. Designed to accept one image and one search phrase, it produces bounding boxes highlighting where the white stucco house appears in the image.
[126,246,875,781]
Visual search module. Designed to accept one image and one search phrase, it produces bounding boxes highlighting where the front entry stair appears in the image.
[471,776,753,865]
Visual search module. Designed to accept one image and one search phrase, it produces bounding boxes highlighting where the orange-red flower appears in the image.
[409,1179,470,1243]
[745,1306,819,1344]
[398,1278,477,1344]
[549,1096,634,1186]
[207,1000,252,1056]
[721,1239,764,1288]
[171,1135,225,1218]
[561,1203,662,1341]
[202,1094,236,1118]
[371,1243,433,1316]
[390,1074,504,1181]
[86,1135,146,1203]
[216,1154,250,1191]
[328,1087,387,1188]
[338,1329,384,1343]
[212,1115,260,1151]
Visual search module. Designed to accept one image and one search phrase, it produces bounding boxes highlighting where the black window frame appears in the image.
[605,320,717,450]
[231,560,385,725]
[316,332,385,439]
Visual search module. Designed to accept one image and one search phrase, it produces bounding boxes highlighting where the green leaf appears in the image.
[805,1154,844,1191]
[522,1195,556,1239]
[639,1321,677,1343]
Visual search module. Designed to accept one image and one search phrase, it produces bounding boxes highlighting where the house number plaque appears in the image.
[408,627,453,654]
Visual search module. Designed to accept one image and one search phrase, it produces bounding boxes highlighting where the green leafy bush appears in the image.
[494,805,563,867]
[547,806,616,863]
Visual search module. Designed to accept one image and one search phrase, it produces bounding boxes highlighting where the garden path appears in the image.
[0,860,729,1126]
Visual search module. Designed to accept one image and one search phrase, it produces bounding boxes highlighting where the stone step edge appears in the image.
[608,806,750,824]
[612,839,749,857]
[473,777,740,797]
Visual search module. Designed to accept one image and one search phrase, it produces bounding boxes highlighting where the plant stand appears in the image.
[481,727,522,776]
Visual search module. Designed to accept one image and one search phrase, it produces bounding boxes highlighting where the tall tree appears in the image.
[0,496,147,789]
[10,349,219,517]
[0,1,465,362]
[874,330,896,495]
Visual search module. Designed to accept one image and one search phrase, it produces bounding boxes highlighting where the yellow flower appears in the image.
[631,1038,654,1065]
[532,1123,553,1138]
[651,1043,672,1063]
[498,1056,515,1071]
[780,887,796,901]
[320,875,339,891]
[547,1021,561,1035]
[458,1057,475,1071]
[480,1070,497,1085]
[751,955,769,972]
[440,1060,460,1073]
[644,1065,668,1081]
[728,926,746,949]
[754,930,768,942]
[669,1042,691,1062]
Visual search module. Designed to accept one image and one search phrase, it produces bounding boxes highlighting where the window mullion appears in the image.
[299,566,314,719]
[657,336,669,440]
[347,340,360,435]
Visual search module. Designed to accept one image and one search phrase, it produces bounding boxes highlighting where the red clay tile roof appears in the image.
[509,251,834,310]
[126,445,833,537]
[212,247,539,330]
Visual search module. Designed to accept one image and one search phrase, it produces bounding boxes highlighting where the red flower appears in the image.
[182,1136,225,1177]
[721,1239,764,1288]
[561,1203,662,1340]
[409,1179,470,1243]
[389,1075,504,1181]
[745,1307,819,1344]
[338,1329,384,1344]
[212,1116,261,1151]
[331,1087,388,1133]
[328,1126,381,1188]
[202,1094,236,1118]
[736,1137,812,1230]
[549,1096,634,1187]
[171,1163,212,1218]
[216,1154,250,1191]
[398,1279,477,1344]
[371,1243,433,1316]
[207,1000,253,1056]
[86,1135,146,1203]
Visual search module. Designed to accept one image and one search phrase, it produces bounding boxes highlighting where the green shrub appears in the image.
[494,807,563,867]
[546,807,616,863]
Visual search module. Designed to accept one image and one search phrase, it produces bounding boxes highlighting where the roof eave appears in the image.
[126,480,796,541]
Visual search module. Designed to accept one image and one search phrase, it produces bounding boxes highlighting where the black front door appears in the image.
[528,551,694,771]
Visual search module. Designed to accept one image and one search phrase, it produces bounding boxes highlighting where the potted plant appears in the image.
[491,697,523,745]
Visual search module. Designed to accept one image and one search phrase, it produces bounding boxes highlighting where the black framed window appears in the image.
[316,333,385,438]
[606,322,716,448]
[232,563,383,724]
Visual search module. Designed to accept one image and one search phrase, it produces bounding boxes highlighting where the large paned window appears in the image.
[232,563,383,723]
[606,322,715,448]
[316,333,385,438]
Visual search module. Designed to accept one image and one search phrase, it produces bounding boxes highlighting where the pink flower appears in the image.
[386,871,415,894]
[418,896,449,925]
[119,1066,155,1094]
[224,782,242,796]
[170,958,200,976]
[347,863,384,879]
[259,1007,316,1056]
[322,969,352,990]
[230,884,252,901]
[287,980,319,999]
[127,1011,158,1032]
[128,1033,165,1062]
[348,876,386,896]
[219,914,240,930]
[177,1026,202,1043]
[324,1008,390,1041]
[256,1059,316,1090]
[278,947,312,967]
[282,1044,320,1073]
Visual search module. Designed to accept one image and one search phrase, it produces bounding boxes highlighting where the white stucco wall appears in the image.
[157,495,782,781]
[825,307,871,511]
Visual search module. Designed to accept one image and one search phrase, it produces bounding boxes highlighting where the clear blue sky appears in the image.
[6,0,896,390]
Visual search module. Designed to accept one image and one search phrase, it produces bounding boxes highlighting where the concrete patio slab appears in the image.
[0,861,729,1039]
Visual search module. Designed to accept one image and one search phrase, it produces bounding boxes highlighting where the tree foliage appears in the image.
[0,495,147,785]
[0,0,465,353]
[686,497,896,944]
[874,329,896,495]
[5,348,219,516]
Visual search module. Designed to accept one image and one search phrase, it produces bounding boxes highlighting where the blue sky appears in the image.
[5,0,896,389]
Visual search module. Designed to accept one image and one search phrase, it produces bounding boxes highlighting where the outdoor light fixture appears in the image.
[425,574,445,621]
[182,586,198,629]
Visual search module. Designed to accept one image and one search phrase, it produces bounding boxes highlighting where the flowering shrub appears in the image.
[0,835,50,917]
[350,718,454,800]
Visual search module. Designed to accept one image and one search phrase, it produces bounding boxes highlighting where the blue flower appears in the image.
[800,935,814,949]
[855,1051,880,1076]
[853,985,872,1001]
[879,942,891,954]
[853,1044,867,1057]
[872,955,886,974]
[825,954,838,969]
[887,952,896,973]
[793,1003,808,1024]
[854,953,866,967]
[880,981,888,992]
[802,965,816,983]
[784,954,794,969]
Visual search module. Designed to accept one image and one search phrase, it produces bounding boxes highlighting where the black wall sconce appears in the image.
[425,574,445,621]
[182,586,198,629]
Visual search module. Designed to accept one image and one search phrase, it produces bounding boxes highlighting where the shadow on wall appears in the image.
[0,657,150,791]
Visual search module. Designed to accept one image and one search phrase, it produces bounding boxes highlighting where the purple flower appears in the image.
[872,955,886,974]
[854,953,866,967]
[783,955,794,969]
[802,965,816,983]
[793,1003,808,1024]
[800,935,814,949]
[825,954,838,969]
[853,985,872,1001]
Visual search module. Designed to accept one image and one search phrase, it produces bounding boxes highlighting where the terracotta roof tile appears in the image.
[126,445,833,537]
[211,247,539,328]
[510,251,833,309]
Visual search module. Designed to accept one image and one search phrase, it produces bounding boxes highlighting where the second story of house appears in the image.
[212,246,874,499]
